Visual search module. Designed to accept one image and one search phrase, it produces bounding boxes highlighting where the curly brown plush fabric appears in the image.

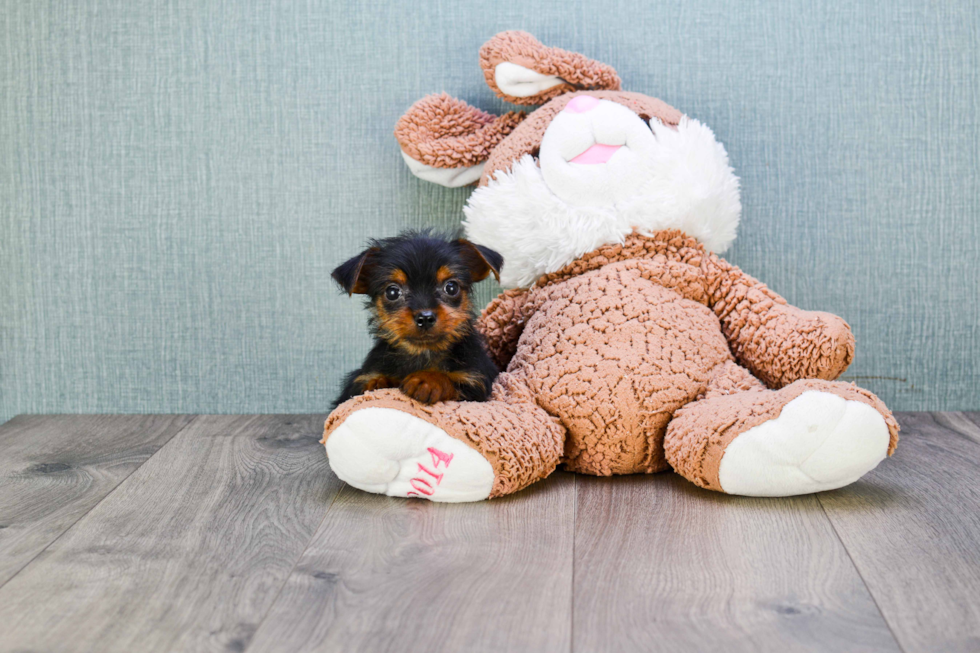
[478,91,683,186]
[325,230,899,497]
[479,288,534,371]
[394,93,525,169]
[479,30,621,105]
[702,255,856,387]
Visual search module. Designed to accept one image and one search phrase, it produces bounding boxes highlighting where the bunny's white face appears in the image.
[464,102,742,288]
[538,97,661,207]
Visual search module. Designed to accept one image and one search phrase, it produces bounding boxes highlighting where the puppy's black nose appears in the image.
[414,310,436,330]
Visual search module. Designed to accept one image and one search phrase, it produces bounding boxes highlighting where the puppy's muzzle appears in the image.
[414,310,437,330]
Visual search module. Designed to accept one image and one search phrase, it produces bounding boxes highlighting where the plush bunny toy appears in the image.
[323,31,898,502]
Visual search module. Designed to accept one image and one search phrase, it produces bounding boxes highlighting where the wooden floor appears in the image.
[0,413,978,652]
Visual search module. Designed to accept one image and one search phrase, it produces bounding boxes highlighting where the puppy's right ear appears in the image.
[457,240,503,283]
[331,248,379,296]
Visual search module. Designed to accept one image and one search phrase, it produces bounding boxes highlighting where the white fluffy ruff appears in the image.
[463,117,741,288]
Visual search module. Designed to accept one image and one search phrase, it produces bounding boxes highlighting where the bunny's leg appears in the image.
[664,362,899,496]
[323,371,565,502]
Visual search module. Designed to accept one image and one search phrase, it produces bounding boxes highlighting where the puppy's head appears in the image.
[332,232,502,354]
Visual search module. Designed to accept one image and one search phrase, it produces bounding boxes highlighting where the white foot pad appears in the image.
[325,407,494,502]
[718,391,890,497]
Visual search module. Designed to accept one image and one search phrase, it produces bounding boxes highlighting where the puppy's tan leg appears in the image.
[400,370,458,404]
[355,372,398,393]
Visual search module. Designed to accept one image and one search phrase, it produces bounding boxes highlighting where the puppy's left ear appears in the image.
[331,247,379,296]
[457,240,502,283]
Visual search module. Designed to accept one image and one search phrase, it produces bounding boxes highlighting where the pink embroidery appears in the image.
[417,462,444,484]
[406,447,454,498]
[428,447,454,469]
[410,478,434,495]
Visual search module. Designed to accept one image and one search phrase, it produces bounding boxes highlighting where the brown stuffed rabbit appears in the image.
[323,31,897,502]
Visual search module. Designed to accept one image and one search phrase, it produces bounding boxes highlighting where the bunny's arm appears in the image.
[476,288,538,372]
[703,254,855,388]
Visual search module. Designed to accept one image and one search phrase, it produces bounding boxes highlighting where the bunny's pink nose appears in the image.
[564,95,600,113]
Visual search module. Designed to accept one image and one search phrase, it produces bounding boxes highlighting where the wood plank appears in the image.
[819,412,980,653]
[933,411,980,445]
[0,414,339,653]
[246,472,576,653]
[574,474,901,653]
[0,414,194,587]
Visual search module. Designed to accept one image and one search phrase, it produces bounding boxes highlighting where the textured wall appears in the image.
[1,0,978,423]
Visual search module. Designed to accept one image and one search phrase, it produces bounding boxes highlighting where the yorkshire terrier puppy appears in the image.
[331,231,502,407]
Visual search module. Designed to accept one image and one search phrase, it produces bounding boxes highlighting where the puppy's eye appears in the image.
[443,280,460,297]
[384,285,401,301]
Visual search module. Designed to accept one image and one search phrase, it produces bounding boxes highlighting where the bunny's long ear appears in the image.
[479,31,621,106]
[394,93,525,188]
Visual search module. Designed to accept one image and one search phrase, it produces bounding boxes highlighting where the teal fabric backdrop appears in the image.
[1,0,978,423]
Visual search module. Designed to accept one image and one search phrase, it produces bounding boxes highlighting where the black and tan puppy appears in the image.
[331,232,502,407]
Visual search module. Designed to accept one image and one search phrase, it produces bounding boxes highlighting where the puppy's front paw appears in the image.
[357,373,398,392]
[401,371,458,404]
